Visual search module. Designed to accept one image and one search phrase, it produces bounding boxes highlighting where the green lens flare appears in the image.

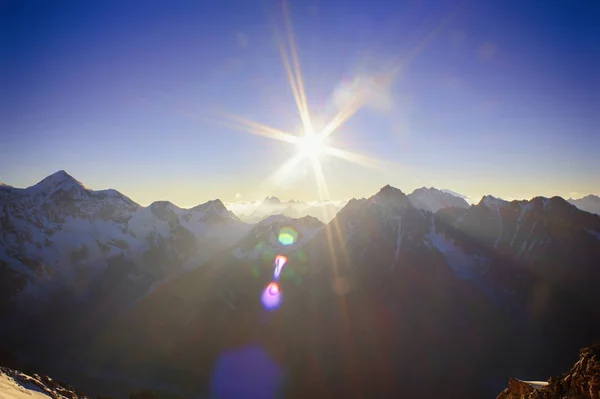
[278,226,298,246]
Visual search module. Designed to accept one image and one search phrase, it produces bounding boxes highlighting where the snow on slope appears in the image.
[390,217,402,271]
[0,367,86,399]
[426,217,489,280]
[408,187,470,213]
[0,373,51,399]
[0,170,251,303]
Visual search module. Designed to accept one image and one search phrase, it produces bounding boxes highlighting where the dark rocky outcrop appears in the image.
[497,344,600,398]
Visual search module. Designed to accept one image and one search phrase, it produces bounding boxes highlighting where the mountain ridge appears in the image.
[5,169,599,218]
[89,181,599,398]
[2,171,599,398]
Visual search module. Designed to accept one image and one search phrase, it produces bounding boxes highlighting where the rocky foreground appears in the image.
[497,344,600,399]
[2,344,598,399]
[0,366,166,399]
[0,366,87,399]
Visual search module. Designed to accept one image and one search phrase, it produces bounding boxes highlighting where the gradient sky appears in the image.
[1,0,599,207]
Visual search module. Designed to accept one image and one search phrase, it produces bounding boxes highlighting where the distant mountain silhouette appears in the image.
[569,194,600,215]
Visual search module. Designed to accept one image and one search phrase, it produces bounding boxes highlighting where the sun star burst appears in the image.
[205,0,436,201]
[296,132,327,160]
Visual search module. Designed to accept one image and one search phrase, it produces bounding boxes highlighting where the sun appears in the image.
[205,0,414,200]
[296,132,327,160]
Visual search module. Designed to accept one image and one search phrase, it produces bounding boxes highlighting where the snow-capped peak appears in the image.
[149,200,180,209]
[192,199,229,215]
[408,187,470,213]
[440,188,469,200]
[26,170,84,196]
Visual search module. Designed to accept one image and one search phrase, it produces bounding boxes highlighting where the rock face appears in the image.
[497,344,600,399]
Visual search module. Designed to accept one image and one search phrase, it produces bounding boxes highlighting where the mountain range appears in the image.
[1,170,599,398]
[231,186,473,223]
[229,196,347,224]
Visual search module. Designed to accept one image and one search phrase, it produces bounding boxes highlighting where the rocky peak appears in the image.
[263,196,282,205]
[370,185,412,213]
[294,215,325,227]
[548,196,577,211]
[479,195,509,210]
[373,184,408,202]
[377,184,405,196]
[258,213,289,226]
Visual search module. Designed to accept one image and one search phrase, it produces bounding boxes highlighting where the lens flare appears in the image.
[273,255,288,280]
[268,282,280,295]
[261,282,282,311]
[278,226,298,246]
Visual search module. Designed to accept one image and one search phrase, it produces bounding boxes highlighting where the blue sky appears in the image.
[1,0,598,206]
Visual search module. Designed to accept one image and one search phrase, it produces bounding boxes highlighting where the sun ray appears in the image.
[310,157,330,200]
[310,157,353,269]
[198,2,454,199]
[211,112,300,145]
[317,14,453,142]
[319,67,400,141]
[322,146,395,171]
[319,92,369,140]
[267,153,305,185]
[277,36,312,135]
[281,0,312,134]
